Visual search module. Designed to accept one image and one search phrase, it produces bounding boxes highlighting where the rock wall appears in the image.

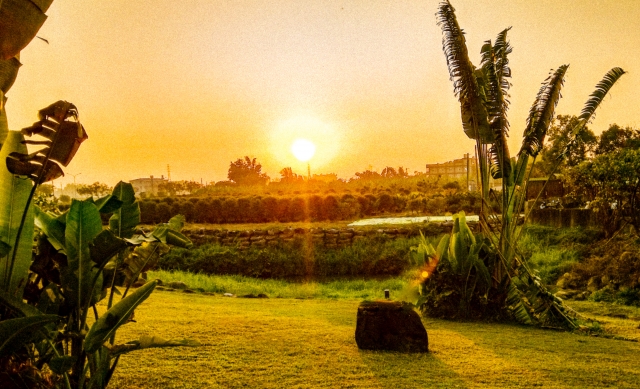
[182,222,477,249]
[527,208,598,229]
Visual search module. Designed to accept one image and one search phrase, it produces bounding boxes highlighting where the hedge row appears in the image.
[157,235,429,279]
[140,192,482,224]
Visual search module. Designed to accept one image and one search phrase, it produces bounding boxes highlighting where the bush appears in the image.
[237,197,252,222]
[276,197,292,222]
[308,195,323,221]
[323,195,340,221]
[156,202,171,222]
[356,195,372,215]
[261,196,278,222]
[249,196,265,222]
[181,200,196,222]
[288,197,306,222]
[193,199,209,223]
[140,200,157,224]
[221,197,238,223]
[209,198,223,223]
[158,235,419,279]
[376,193,394,213]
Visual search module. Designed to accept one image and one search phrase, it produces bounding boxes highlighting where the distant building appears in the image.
[130,175,167,196]
[426,154,478,189]
[425,154,476,179]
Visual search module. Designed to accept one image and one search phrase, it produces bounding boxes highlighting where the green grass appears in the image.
[107,291,640,389]
[518,226,597,285]
[149,270,415,300]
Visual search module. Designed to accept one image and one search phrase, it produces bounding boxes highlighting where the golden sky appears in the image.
[6,0,640,186]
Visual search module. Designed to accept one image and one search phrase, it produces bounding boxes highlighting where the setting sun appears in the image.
[291,138,316,162]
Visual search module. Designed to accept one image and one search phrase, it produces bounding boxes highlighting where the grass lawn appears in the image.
[108,291,640,388]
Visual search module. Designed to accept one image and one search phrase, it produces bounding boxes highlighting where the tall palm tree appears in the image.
[435,0,626,327]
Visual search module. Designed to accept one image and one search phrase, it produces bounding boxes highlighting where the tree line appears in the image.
[533,116,640,236]
[138,191,482,225]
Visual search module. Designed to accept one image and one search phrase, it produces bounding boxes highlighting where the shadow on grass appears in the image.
[358,349,469,388]
[445,320,640,388]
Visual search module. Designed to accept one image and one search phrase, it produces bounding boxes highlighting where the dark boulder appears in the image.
[355,300,428,353]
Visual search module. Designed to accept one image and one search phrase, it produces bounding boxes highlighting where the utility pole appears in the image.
[68,172,81,198]
[466,153,470,191]
[167,164,171,181]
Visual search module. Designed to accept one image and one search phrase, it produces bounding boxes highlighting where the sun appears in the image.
[291,138,316,162]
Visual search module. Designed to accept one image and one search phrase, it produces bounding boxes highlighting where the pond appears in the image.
[348,215,479,226]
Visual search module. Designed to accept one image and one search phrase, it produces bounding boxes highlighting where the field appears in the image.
[108,289,640,389]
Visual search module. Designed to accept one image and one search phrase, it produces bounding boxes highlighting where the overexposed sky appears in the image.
[6,0,639,186]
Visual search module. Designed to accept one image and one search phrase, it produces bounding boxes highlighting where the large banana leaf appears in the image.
[520,65,569,157]
[61,199,103,309]
[560,68,627,157]
[34,206,65,252]
[578,67,626,125]
[0,92,7,146]
[437,0,491,143]
[109,181,140,239]
[0,0,54,60]
[84,280,156,353]
[0,314,58,357]
[0,55,20,94]
[8,101,87,184]
[0,131,34,296]
[480,29,512,182]
[92,194,123,214]
[122,241,170,287]
[90,229,128,267]
[0,288,43,316]
[110,335,200,357]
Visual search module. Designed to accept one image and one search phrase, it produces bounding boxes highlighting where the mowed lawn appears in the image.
[109,291,640,389]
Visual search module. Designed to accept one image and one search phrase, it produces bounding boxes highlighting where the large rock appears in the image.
[355,301,428,353]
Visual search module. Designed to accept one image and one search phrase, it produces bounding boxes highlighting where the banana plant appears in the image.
[435,1,626,328]
[0,130,34,296]
[1,101,87,300]
[414,212,491,318]
[0,0,58,298]
[24,185,195,388]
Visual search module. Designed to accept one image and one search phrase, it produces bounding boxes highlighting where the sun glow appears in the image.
[269,115,341,173]
[291,138,316,162]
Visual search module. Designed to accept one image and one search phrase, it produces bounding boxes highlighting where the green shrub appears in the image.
[261,196,278,221]
[181,200,196,221]
[140,200,157,224]
[156,202,171,222]
[323,195,340,221]
[158,235,420,279]
[221,197,238,223]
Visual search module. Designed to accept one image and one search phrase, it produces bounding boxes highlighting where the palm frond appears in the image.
[578,67,625,124]
[436,1,491,142]
[480,35,512,180]
[506,281,534,325]
[520,65,569,157]
[493,27,513,97]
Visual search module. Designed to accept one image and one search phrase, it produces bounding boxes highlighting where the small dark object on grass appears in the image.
[241,293,269,298]
[355,300,428,353]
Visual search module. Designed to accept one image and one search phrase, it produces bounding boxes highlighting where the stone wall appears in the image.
[527,208,598,229]
[182,222,477,249]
